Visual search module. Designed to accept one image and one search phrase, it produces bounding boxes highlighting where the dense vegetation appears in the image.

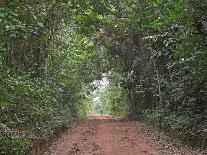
[0,1,104,154]
[0,0,207,154]
[96,0,207,149]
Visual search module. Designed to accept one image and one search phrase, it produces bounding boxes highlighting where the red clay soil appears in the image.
[44,115,161,155]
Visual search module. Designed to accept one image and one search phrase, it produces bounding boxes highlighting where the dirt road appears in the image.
[46,115,161,155]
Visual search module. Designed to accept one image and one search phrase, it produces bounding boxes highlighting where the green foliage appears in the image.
[1,0,207,152]
[0,123,28,155]
[0,1,102,154]
[0,72,76,153]
[99,84,129,117]
[83,0,207,149]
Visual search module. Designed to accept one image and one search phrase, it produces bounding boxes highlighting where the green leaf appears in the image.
[38,22,44,27]
[0,12,4,18]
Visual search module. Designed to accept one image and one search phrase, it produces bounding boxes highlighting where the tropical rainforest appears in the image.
[0,0,207,154]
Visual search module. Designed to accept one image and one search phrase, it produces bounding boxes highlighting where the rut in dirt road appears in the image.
[44,115,160,155]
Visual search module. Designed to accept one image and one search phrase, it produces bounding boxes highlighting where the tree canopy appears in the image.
[0,0,207,154]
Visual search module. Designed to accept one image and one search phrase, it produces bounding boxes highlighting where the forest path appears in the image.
[44,115,161,155]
